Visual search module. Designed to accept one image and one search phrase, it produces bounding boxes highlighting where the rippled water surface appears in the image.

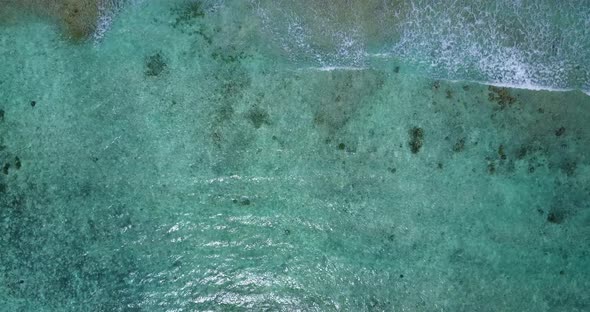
[1,1,589,311]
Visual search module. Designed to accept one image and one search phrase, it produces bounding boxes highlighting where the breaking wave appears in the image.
[254,0,590,94]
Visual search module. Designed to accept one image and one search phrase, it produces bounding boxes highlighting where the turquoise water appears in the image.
[1,1,589,311]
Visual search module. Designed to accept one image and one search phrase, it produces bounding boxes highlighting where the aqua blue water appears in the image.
[0,1,589,311]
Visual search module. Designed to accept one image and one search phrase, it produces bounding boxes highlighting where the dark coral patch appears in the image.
[145,52,167,77]
[488,86,516,108]
[408,127,424,154]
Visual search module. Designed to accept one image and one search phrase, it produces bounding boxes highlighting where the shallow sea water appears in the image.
[0,1,589,311]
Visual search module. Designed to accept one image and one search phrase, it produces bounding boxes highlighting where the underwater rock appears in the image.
[561,161,577,177]
[145,52,167,77]
[488,86,516,108]
[408,127,424,154]
[555,127,566,137]
[487,161,496,174]
[232,197,251,206]
[246,107,270,129]
[547,209,566,224]
[172,1,205,28]
[498,144,507,160]
[14,156,21,170]
[453,138,465,152]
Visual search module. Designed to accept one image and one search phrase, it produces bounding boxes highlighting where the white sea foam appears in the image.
[93,0,145,44]
[299,66,367,72]
[453,79,575,93]
[257,0,590,96]
[92,3,114,43]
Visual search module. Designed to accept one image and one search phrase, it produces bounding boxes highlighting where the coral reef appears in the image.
[488,86,516,109]
[145,52,167,77]
[408,127,424,154]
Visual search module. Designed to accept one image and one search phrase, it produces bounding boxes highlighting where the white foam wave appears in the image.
[299,66,367,72]
[256,0,590,96]
[92,3,114,43]
[92,0,145,44]
[453,79,575,93]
